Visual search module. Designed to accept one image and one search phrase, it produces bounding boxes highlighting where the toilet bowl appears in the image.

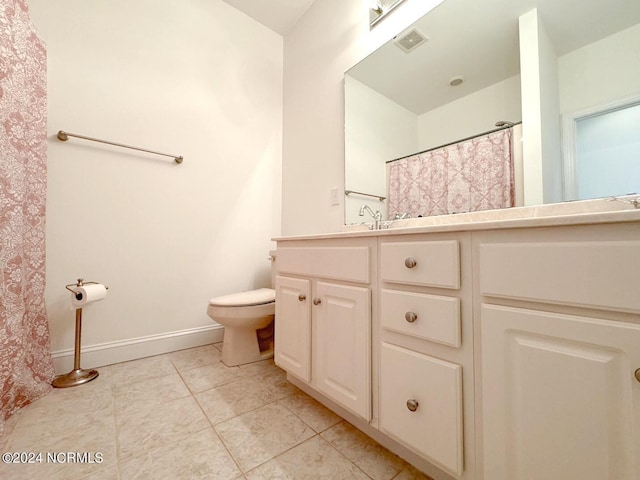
[207,287,275,367]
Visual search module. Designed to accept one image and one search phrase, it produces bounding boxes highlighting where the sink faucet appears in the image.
[359,205,382,230]
[393,212,412,220]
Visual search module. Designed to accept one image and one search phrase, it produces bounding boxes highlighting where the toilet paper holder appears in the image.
[53,278,109,388]
[64,278,109,299]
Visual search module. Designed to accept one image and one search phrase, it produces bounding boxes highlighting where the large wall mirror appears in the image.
[344,0,640,224]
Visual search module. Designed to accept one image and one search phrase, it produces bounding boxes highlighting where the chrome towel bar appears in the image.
[57,130,183,164]
[345,190,386,201]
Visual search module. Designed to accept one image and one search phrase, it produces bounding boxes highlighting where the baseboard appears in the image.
[51,324,225,375]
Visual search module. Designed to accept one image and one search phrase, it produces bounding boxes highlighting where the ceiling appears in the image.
[222,0,317,35]
[347,0,640,115]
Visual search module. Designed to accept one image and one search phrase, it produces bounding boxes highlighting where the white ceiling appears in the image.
[221,0,317,35]
[347,0,640,115]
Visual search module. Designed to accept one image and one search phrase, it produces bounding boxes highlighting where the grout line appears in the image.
[321,427,376,480]
[5,345,414,479]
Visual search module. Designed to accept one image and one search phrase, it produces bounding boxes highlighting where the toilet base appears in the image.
[221,323,274,367]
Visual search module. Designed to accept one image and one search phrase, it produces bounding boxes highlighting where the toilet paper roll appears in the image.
[71,284,107,308]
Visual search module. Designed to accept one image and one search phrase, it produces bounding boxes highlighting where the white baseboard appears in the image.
[51,324,225,375]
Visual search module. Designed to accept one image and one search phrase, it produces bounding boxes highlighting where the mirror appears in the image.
[345,0,640,224]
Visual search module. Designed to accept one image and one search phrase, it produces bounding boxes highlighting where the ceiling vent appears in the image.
[394,28,427,54]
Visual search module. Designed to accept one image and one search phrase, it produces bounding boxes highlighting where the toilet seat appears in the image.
[209,288,275,307]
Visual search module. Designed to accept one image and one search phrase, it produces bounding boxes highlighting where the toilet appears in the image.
[207,252,277,367]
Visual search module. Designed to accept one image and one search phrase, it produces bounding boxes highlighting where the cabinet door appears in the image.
[274,275,311,382]
[313,281,371,421]
[481,304,640,480]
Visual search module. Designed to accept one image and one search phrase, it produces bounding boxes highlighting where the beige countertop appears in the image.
[274,196,640,241]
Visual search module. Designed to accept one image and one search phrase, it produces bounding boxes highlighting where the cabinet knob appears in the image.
[313,298,322,305]
[405,312,417,323]
[298,294,306,302]
[635,368,640,383]
[404,257,417,269]
[406,399,419,412]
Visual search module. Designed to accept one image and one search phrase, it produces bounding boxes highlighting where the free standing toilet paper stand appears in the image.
[52,278,108,388]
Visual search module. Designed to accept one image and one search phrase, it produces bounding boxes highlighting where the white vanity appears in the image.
[273,203,640,480]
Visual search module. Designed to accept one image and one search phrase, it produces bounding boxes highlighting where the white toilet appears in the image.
[207,252,277,367]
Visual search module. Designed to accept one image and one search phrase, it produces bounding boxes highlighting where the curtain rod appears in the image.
[386,122,521,164]
[57,130,183,164]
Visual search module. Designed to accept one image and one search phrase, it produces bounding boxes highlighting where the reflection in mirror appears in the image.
[344,0,640,224]
[369,0,409,29]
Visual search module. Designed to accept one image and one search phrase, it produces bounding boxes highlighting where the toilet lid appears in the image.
[209,288,275,307]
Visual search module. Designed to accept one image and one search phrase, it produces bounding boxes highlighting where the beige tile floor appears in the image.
[0,343,432,480]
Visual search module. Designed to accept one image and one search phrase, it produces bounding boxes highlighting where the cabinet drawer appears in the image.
[479,241,640,313]
[277,246,370,283]
[381,289,461,347]
[380,241,459,289]
[380,343,463,476]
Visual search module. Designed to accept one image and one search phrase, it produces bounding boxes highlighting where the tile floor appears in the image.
[0,343,432,480]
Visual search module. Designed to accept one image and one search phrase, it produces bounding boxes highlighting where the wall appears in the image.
[282,0,445,235]
[344,76,419,224]
[558,23,640,115]
[417,75,522,151]
[536,13,562,204]
[28,0,283,370]
[519,9,562,206]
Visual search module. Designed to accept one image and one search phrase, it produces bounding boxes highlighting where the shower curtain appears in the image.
[0,0,54,434]
[388,128,515,218]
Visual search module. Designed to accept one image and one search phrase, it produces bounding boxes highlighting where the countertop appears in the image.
[273,197,640,241]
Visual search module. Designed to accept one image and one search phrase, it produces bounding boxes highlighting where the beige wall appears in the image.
[344,76,419,224]
[282,0,444,235]
[28,0,283,368]
[417,75,522,151]
[558,22,640,114]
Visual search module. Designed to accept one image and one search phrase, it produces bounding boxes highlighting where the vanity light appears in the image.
[449,75,464,86]
[369,0,383,15]
[369,0,408,29]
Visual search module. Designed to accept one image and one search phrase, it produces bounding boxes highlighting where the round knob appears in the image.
[406,399,419,412]
[405,312,417,323]
[298,294,306,302]
[635,368,640,383]
[404,257,417,269]
[313,298,322,305]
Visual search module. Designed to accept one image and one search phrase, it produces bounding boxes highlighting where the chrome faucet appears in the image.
[359,205,382,230]
[393,212,412,220]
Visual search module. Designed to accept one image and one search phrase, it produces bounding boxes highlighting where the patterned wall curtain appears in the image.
[388,129,515,218]
[0,0,54,434]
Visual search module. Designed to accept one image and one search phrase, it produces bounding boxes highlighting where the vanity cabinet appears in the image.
[475,225,640,480]
[378,235,472,478]
[275,215,640,480]
[274,240,375,421]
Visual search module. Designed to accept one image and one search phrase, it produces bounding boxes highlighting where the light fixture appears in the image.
[369,0,383,15]
[449,75,464,87]
[369,0,408,29]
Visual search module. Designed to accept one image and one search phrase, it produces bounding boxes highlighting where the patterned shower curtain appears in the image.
[0,0,54,434]
[388,129,515,218]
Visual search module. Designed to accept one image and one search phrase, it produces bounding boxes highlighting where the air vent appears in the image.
[394,28,427,53]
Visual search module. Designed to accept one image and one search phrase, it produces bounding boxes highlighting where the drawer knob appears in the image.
[404,257,417,269]
[406,399,419,412]
[313,298,322,305]
[635,368,640,383]
[298,294,306,302]
[405,312,417,323]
